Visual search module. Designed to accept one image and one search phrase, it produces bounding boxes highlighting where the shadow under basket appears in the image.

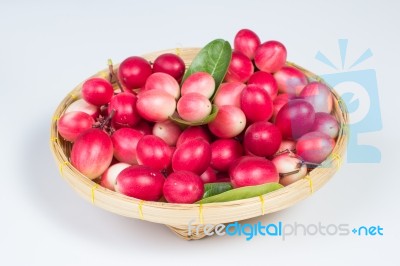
[50,48,349,240]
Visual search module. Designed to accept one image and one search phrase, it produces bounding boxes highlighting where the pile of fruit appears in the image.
[57,29,339,204]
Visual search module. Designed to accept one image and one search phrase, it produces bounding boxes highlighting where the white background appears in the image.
[1,0,399,265]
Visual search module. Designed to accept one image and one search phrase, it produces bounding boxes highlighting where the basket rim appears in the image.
[50,47,349,225]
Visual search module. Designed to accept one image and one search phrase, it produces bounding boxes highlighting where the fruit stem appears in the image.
[280,168,301,178]
[274,148,296,157]
[108,59,123,91]
[303,161,321,168]
[100,109,115,130]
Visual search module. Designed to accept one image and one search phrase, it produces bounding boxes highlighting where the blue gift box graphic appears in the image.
[316,39,382,163]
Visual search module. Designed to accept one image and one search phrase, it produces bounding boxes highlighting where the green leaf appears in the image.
[203,182,233,199]
[169,104,218,126]
[197,183,284,204]
[181,39,232,97]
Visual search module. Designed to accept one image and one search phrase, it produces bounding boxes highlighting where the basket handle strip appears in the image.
[331,153,343,169]
[69,93,77,100]
[259,195,265,215]
[138,200,144,220]
[304,175,314,194]
[342,123,350,136]
[59,161,70,177]
[337,97,347,114]
[91,184,98,204]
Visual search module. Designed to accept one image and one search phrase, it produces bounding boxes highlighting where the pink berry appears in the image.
[100,163,131,191]
[247,71,278,100]
[108,92,141,128]
[144,72,180,99]
[65,99,100,119]
[118,56,152,92]
[82,78,114,106]
[177,93,212,122]
[176,126,212,147]
[244,121,282,157]
[230,156,279,188]
[274,66,308,96]
[240,84,274,122]
[136,89,176,122]
[172,138,211,175]
[213,82,246,108]
[225,51,254,83]
[111,128,144,165]
[152,120,182,146]
[254,41,287,73]
[136,135,172,171]
[181,72,215,98]
[70,128,113,179]
[163,171,204,204]
[57,111,94,142]
[115,165,165,201]
[234,29,261,59]
[208,105,246,138]
[210,139,243,172]
[153,53,185,82]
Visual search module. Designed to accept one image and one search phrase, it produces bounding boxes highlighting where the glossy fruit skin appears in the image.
[311,112,339,139]
[136,135,172,171]
[118,56,152,92]
[234,29,261,60]
[300,81,333,113]
[225,51,254,83]
[272,153,307,186]
[136,89,176,122]
[275,99,315,140]
[57,111,94,142]
[132,120,153,135]
[163,171,204,203]
[152,53,185,82]
[200,167,217,183]
[213,82,246,108]
[100,162,130,191]
[274,66,308,96]
[108,92,141,128]
[275,140,297,155]
[81,78,114,106]
[244,121,282,157]
[247,71,279,100]
[115,165,165,201]
[71,128,113,179]
[144,72,180,99]
[65,99,100,119]
[111,128,144,164]
[254,41,287,73]
[152,120,182,146]
[208,105,246,138]
[172,138,211,175]
[177,93,212,122]
[272,93,291,122]
[181,72,215,99]
[296,131,336,164]
[176,126,212,147]
[210,139,243,172]
[229,156,279,188]
[240,84,274,122]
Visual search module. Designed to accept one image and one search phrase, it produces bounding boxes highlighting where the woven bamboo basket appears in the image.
[50,47,349,240]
